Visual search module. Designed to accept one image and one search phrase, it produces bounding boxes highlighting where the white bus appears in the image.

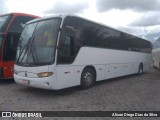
[14,14,152,90]
[152,38,160,69]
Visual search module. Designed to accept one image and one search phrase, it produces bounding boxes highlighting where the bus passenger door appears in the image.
[56,28,81,89]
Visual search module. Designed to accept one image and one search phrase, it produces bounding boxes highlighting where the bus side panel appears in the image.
[73,47,151,79]
[103,63,139,81]
[3,62,14,78]
[74,47,151,65]
[94,65,105,81]
[56,65,83,89]
[0,62,14,79]
[152,48,160,69]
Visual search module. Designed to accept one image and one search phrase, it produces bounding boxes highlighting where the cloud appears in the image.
[129,13,160,27]
[44,0,90,14]
[96,0,160,12]
[0,0,8,14]
[145,32,160,42]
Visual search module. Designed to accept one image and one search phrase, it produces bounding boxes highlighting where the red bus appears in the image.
[0,13,39,79]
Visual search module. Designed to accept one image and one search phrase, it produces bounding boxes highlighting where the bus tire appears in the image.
[81,67,95,89]
[138,63,143,76]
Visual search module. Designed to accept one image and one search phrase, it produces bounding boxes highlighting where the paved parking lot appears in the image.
[0,67,160,119]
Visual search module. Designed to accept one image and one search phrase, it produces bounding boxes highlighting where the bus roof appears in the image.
[0,12,39,18]
[26,14,70,24]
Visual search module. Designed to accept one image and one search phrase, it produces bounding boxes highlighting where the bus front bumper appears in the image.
[14,74,57,90]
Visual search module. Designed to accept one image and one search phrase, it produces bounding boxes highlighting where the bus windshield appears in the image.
[0,15,11,33]
[16,18,61,66]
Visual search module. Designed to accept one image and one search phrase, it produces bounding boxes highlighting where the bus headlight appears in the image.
[37,72,53,77]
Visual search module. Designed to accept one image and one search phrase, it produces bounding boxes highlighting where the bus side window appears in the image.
[57,35,75,64]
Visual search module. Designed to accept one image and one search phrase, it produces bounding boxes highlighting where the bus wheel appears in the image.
[138,63,143,76]
[81,67,95,89]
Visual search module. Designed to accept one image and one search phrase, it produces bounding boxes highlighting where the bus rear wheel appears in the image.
[81,67,95,89]
[138,63,143,76]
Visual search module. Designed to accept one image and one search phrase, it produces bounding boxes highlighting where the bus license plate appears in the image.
[23,80,30,85]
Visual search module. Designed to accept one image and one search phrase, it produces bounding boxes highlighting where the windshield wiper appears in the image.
[16,36,34,63]
[31,44,39,63]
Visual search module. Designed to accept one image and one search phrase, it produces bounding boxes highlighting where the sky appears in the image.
[1,0,160,43]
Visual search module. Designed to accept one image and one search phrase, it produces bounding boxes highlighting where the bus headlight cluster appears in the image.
[37,72,53,77]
